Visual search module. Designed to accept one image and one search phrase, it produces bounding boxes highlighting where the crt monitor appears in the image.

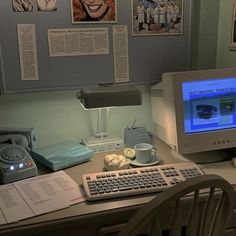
[151,67,236,163]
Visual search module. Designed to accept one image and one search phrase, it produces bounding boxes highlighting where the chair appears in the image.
[117,174,235,236]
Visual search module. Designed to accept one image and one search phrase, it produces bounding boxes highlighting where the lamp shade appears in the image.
[78,86,142,109]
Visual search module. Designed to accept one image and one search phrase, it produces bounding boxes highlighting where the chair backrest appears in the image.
[117,174,235,236]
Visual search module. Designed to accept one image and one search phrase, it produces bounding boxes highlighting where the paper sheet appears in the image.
[0,171,84,223]
[0,209,7,225]
[52,171,86,205]
[0,184,34,223]
[14,174,70,215]
[113,25,129,82]
[17,24,39,81]
[48,28,109,57]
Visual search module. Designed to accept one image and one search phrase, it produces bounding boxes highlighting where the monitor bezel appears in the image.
[172,67,236,154]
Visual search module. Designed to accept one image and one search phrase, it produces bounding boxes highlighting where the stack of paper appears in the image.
[0,171,85,225]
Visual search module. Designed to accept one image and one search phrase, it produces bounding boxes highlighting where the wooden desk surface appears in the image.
[1,137,236,235]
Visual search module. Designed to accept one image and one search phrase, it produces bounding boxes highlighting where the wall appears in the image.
[216,0,236,67]
[3,1,235,149]
[0,86,155,147]
[0,0,191,94]
[193,0,236,69]
[190,0,236,70]
[190,0,220,70]
[189,0,201,70]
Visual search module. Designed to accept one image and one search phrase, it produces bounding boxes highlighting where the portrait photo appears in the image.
[37,0,57,11]
[230,4,236,50]
[71,0,117,24]
[12,0,33,12]
[132,0,183,36]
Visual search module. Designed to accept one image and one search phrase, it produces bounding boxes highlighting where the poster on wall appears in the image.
[37,0,57,11]
[132,0,183,36]
[71,0,117,23]
[12,0,33,11]
[230,4,236,50]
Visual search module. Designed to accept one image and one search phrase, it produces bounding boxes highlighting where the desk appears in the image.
[1,138,236,236]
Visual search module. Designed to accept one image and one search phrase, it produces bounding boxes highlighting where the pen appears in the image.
[131,118,136,129]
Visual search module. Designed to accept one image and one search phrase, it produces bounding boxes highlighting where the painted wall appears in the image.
[2,1,236,149]
[193,0,236,69]
[0,86,155,147]
[190,0,220,70]
[189,0,201,70]
[216,0,236,67]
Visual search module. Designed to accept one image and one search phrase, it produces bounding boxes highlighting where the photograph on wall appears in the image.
[12,0,33,12]
[132,0,183,36]
[71,0,117,23]
[230,4,236,50]
[37,0,57,11]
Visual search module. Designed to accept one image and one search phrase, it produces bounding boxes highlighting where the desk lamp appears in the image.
[78,85,142,152]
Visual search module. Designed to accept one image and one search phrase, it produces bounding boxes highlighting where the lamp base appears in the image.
[82,136,124,153]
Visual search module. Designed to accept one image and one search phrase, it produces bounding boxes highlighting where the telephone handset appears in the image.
[0,134,38,184]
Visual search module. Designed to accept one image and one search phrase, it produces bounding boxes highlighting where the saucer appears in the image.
[129,155,161,167]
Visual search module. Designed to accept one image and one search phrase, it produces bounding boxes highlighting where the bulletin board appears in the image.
[0,0,191,94]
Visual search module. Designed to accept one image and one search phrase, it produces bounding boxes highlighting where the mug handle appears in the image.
[151,148,156,157]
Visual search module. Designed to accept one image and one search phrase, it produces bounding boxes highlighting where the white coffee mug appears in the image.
[134,143,156,163]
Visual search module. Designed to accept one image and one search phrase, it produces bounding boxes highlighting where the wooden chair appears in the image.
[117,174,235,236]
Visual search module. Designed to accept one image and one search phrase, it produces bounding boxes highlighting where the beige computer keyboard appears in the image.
[82,162,205,201]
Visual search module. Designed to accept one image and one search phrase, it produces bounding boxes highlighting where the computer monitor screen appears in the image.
[151,67,236,163]
[182,78,236,134]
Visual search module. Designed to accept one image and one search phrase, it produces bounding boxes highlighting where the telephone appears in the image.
[0,133,38,184]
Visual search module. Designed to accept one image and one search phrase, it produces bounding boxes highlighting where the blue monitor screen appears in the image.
[182,78,236,134]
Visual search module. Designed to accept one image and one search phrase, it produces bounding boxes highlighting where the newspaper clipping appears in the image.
[48,28,109,57]
[17,24,39,81]
[113,25,129,82]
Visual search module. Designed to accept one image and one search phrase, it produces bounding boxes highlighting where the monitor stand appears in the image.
[182,149,229,164]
